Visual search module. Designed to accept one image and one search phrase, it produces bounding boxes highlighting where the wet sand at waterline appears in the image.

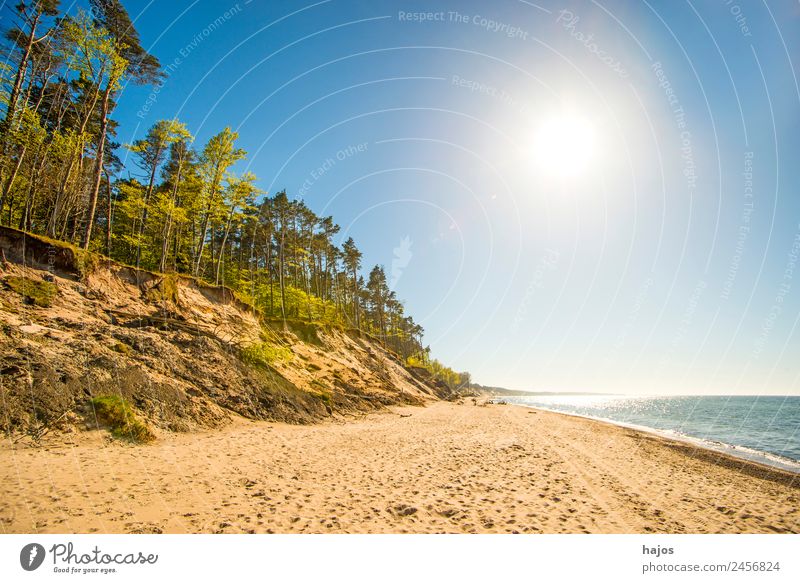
[1,402,798,533]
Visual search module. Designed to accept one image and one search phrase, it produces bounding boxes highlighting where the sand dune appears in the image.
[1,402,797,534]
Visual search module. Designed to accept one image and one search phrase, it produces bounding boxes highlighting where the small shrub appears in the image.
[89,395,155,443]
[111,341,132,355]
[240,341,292,367]
[4,276,58,307]
[311,390,332,405]
[74,248,99,278]
[145,274,178,304]
[405,354,463,392]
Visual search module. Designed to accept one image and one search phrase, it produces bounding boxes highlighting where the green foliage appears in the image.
[406,355,467,392]
[111,341,132,355]
[406,355,425,368]
[89,395,155,443]
[3,276,58,307]
[73,248,99,278]
[241,341,293,368]
[309,378,333,404]
[0,62,10,106]
[89,0,162,84]
[145,274,178,304]
[61,10,129,93]
[311,390,332,405]
[127,120,191,168]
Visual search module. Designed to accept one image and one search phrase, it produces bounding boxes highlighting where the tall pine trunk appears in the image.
[80,88,112,249]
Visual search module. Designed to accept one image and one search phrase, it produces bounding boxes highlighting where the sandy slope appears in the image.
[0,248,439,434]
[1,402,797,534]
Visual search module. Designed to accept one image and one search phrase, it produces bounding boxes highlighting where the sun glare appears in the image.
[531,112,597,179]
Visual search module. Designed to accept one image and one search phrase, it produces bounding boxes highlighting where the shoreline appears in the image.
[1,401,798,534]
[501,402,800,477]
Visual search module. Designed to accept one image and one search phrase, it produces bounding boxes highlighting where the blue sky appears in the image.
[14,0,800,394]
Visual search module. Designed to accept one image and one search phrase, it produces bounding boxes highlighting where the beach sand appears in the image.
[1,402,797,534]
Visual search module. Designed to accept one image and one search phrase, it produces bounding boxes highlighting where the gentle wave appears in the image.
[500,395,800,474]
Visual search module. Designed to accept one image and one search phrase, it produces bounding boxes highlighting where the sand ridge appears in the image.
[1,402,797,534]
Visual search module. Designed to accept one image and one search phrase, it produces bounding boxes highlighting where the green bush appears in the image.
[145,274,178,304]
[73,248,99,278]
[311,390,332,405]
[89,395,155,443]
[240,341,292,367]
[406,355,462,390]
[111,342,132,355]
[3,276,58,307]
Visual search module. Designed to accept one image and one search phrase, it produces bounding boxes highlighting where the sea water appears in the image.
[502,394,800,473]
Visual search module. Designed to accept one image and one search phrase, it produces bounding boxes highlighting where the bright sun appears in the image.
[531,112,597,179]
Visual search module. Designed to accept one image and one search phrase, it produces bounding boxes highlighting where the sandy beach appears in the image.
[1,402,797,534]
